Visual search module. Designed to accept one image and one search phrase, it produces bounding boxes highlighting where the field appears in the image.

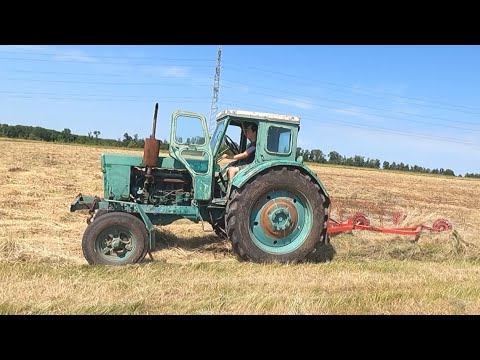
[1,137,480,314]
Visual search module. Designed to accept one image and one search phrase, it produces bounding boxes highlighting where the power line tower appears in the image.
[209,46,222,133]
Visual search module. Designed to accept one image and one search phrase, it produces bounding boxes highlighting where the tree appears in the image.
[60,128,72,142]
[311,149,326,163]
[123,133,132,145]
[367,159,380,169]
[328,151,342,164]
[353,155,365,167]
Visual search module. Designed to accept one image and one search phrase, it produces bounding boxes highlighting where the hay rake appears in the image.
[327,212,453,241]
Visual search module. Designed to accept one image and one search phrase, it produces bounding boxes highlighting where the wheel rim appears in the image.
[96,226,137,262]
[249,189,313,254]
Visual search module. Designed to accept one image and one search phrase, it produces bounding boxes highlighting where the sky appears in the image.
[0,45,479,176]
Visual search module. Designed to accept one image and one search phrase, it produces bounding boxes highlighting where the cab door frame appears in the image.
[169,111,213,201]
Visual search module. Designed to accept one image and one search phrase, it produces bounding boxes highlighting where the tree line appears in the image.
[1,123,478,178]
[0,124,170,151]
[295,148,479,178]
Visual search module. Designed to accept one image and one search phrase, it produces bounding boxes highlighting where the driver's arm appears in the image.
[221,151,249,161]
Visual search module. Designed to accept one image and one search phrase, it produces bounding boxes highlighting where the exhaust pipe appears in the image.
[143,103,161,195]
[143,103,161,167]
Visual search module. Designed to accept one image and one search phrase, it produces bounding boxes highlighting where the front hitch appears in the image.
[70,193,102,224]
[70,193,99,212]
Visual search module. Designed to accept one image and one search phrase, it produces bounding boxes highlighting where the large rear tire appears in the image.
[225,167,330,263]
[82,212,149,265]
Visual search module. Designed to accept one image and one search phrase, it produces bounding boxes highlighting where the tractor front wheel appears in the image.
[82,212,149,265]
[226,167,330,263]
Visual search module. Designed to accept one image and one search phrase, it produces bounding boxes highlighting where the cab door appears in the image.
[169,111,213,201]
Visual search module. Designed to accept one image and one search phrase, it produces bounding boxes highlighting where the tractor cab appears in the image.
[209,110,301,199]
[169,109,302,201]
[214,109,300,162]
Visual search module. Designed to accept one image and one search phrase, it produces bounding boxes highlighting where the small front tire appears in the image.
[82,212,149,265]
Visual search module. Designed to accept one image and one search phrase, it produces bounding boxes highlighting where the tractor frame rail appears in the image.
[327,213,453,241]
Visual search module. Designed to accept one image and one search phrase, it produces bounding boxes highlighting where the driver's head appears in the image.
[242,122,257,140]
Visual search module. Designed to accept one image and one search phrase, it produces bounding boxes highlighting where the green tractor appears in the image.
[70,104,333,265]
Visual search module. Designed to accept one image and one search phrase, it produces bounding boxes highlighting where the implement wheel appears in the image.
[352,212,370,226]
[82,212,148,265]
[226,167,330,263]
[433,218,452,231]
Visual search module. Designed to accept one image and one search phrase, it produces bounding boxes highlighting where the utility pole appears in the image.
[209,46,222,133]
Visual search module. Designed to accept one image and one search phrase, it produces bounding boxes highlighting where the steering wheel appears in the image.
[224,134,240,155]
[218,169,228,190]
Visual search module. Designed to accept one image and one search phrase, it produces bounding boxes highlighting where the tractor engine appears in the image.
[129,102,193,206]
[130,167,193,206]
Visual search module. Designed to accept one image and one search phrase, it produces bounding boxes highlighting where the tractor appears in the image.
[70,104,333,265]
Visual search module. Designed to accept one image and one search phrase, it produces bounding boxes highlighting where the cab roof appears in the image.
[216,110,300,125]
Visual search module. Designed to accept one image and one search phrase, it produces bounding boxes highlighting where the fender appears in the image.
[230,160,330,201]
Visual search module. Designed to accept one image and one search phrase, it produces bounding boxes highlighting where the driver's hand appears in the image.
[219,154,233,161]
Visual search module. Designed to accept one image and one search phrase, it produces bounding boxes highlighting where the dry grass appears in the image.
[1,138,480,314]
[310,164,480,262]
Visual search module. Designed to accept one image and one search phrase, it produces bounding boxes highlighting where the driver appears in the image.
[220,122,257,180]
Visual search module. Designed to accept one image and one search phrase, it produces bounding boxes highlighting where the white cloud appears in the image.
[273,98,315,110]
[328,107,381,123]
[140,65,190,78]
[0,45,49,52]
[52,49,97,63]
[0,45,97,64]
[163,66,189,77]
[238,85,250,93]
[0,46,99,64]
[329,107,363,116]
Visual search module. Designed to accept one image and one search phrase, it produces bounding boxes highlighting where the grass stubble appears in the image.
[1,138,479,314]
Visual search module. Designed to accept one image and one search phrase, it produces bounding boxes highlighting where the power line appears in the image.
[2,94,208,103]
[221,79,480,126]
[0,57,215,67]
[0,90,208,99]
[223,63,480,114]
[2,50,478,150]
[9,69,213,79]
[0,49,216,61]
[218,100,480,149]
[3,87,475,134]
[2,47,478,113]
[2,77,212,87]
[218,85,480,132]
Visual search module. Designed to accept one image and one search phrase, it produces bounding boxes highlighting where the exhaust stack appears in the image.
[143,103,161,167]
[142,103,161,196]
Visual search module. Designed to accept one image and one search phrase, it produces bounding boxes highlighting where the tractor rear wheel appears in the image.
[225,167,330,263]
[82,212,149,265]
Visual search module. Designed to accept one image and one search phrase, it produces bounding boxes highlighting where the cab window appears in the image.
[267,126,291,154]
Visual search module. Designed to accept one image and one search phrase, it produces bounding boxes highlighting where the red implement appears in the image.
[327,212,452,240]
